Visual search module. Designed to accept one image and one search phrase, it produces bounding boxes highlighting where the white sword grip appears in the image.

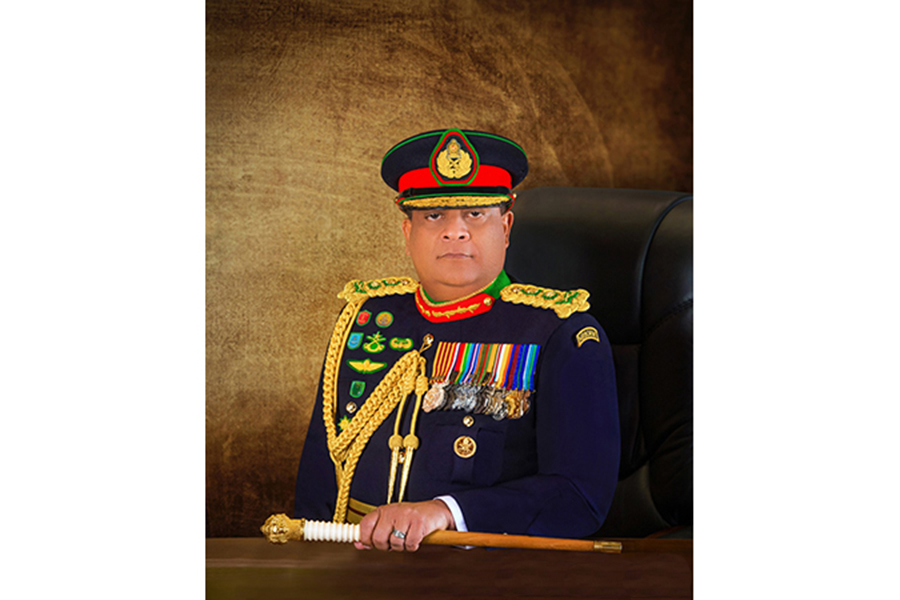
[303,520,360,543]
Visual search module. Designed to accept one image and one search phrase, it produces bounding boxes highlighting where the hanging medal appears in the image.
[423,341,541,419]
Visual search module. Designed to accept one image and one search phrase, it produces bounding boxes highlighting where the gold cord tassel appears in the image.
[385,363,416,504]
[322,322,434,521]
[396,364,429,502]
[397,435,418,503]
[386,434,403,504]
[386,337,433,505]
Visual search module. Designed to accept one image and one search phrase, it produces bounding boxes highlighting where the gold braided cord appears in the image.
[331,371,417,522]
[319,277,425,522]
[321,299,365,458]
[320,297,425,522]
[328,357,412,462]
[499,284,591,319]
[397,361,430,502]
[327,351,419,461]
[322,280,418,459]
[385,382,411,505]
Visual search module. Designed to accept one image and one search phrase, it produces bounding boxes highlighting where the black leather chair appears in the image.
[506,187,693,538]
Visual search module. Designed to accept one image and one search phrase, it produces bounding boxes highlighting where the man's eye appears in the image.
[468,210,483,218]
[425,212,441,221]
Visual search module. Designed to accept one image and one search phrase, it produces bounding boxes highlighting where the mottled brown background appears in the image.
[207,0,692,537]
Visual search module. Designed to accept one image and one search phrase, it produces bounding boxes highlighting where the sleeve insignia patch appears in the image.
[575,326,600,348]
[499,284,591,318]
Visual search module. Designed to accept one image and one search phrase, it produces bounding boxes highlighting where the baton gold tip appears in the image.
[592,540,623,553]
[261,514,305,544]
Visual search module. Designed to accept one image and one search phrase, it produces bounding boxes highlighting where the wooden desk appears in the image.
[207,537,692,599]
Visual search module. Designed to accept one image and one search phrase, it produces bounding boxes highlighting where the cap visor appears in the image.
[399,194,511,209]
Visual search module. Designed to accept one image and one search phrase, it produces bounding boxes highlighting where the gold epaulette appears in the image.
[499,283,591,319]
[337,277,419,303]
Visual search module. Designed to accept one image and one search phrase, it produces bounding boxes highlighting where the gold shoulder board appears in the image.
[499,283,591,319]
[338,277,419,303]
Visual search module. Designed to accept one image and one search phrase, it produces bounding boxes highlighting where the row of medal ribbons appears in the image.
[422,342,541,420]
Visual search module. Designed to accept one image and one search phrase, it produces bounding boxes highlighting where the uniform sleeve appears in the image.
[449,313,620,538]
[293,365,338,521]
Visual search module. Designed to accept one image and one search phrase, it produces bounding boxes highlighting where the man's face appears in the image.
[402,206,514,302]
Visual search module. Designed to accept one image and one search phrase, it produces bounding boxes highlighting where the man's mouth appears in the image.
[438,252,472,259]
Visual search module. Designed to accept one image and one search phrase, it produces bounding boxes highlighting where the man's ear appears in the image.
[401,216,412,256]
[502,210,514,248]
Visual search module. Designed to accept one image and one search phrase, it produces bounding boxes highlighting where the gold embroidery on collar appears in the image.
[418,300,487,320]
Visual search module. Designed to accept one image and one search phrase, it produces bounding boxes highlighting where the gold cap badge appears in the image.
[436,137,474,180]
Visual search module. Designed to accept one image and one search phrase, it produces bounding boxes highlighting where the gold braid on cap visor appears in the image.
[397,194,516,210]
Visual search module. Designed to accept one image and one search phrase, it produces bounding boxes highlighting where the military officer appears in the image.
[293,128,620,552]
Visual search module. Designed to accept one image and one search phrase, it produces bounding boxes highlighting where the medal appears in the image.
[425,340,541,420]
[423,383,446,412]
[474,387,493,414]
[493,396,508,421]
[452,384,475,412]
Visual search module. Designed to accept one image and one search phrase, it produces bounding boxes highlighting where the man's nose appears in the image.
[441,213,470,241]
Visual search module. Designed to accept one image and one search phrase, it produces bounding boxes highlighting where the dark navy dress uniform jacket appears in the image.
[294,285,620,538]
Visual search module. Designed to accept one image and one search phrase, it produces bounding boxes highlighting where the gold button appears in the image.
[454,435,477,458]
[462,415,475,427]
[345,402,358,414]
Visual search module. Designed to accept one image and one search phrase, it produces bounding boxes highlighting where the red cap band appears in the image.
[398,164,512,194]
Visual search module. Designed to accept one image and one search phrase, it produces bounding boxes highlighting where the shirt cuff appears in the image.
[434,495,468,532]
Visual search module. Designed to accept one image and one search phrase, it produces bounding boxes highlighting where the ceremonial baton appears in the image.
[261,513,623,553]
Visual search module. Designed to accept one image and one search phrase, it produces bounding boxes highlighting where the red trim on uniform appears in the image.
[398,165,512,195]
[415,288,496,323]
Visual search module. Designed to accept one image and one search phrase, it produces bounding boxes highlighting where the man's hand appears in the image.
[354,500,455,552]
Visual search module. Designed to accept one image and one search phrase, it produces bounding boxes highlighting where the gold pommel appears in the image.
[260,514,305,544]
